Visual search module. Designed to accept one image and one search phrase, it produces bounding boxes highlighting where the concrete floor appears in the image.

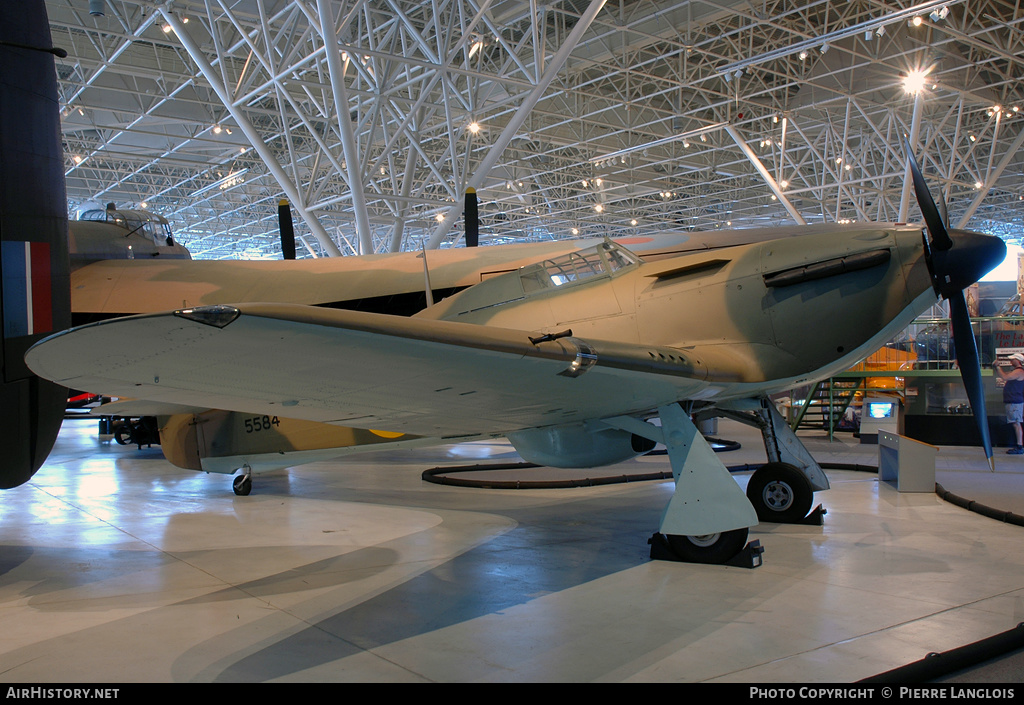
[1,417,1023,683]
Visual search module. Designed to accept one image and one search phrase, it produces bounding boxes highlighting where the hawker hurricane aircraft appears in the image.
[25,153,1005,565]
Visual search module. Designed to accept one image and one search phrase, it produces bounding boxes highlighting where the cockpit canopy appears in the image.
[518,240,641,293]
[422,240,642,323]
[77,206,177,248]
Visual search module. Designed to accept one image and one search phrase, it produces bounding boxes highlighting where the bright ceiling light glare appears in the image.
[467,121,481,134]
[435,213,444,222]
[799,50,808,60]
[72,155,83,164]
[630,219,638,226]
[594,204,604,213]
[571,228,579,235]
[161,23,172,33]
[212,124,222,134]
[910,16,924,27]
[903,69,929,95]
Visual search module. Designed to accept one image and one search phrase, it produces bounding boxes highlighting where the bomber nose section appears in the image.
[931,230,1006,297]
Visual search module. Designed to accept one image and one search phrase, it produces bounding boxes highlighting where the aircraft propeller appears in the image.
[465,188,479,247]
[278,198,296,260]
[905,139,1006,468]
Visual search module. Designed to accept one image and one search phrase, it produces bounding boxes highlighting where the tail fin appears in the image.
[0,1,72,487]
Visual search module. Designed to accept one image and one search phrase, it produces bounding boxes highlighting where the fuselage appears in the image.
[420,223,939,403]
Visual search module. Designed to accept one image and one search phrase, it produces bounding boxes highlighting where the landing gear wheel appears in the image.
[232,473,252,496]
[666,528,749,564]
[746,462,813,523]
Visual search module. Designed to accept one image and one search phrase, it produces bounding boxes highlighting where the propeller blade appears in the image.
[464,188,479,247]
[904,137,953,251]
[278,198,296,260]
[949,293,994,468]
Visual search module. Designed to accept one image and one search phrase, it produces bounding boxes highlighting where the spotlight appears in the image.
[903,69,928,94]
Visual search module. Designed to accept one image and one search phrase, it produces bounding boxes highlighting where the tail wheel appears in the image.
[746,462,813,523]
[666,528,749,564]
[232,474,252,496]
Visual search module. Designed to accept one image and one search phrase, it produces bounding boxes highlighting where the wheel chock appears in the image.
[798,504,827,526]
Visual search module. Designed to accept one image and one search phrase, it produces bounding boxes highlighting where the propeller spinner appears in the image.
[905,140,1006,468]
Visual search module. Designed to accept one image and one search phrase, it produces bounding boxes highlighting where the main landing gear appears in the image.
[606,396,830,567]
[699,396,828,526]
[604,404,762,567]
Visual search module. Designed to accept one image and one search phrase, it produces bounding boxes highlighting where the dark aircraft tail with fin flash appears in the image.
[0,1,72,488]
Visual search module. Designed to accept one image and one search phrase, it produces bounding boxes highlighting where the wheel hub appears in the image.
[762,480,794,511]
[686,533,722,547]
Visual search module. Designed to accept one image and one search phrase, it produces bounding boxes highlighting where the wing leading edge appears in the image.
[26,303,743,438]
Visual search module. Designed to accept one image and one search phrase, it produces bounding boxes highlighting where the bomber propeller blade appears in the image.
[465,188,479,248]
[278,198,296,260]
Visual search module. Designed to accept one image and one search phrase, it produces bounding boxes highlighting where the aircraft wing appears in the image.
[26,303,738,438]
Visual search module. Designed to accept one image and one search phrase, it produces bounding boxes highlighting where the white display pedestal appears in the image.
[878,430,937,493]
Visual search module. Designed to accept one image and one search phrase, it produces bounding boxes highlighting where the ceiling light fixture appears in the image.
[903,68,930,94]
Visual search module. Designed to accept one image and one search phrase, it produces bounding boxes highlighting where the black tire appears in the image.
[114,427,131,446]
[746,462,813,523]
[233,474,252,496]
[666,528,749,564]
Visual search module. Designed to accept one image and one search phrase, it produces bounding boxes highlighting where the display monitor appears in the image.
[867,402,896,419]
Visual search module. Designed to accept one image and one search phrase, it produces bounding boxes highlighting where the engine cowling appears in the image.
[507,424,656,468]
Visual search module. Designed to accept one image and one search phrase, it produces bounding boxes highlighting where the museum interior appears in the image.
[1,0,1023,684]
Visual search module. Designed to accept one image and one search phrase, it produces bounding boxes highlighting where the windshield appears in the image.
[78,208,175,246]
